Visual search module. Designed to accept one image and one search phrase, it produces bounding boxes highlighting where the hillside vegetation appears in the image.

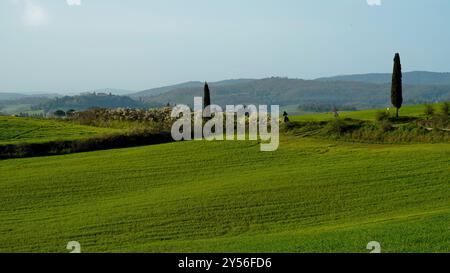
[286,103,449,144]
[40,93,150,113]
[318,71,450,85]
[130,79,255,98]
[3,72,450,115]
[137,77,450,109]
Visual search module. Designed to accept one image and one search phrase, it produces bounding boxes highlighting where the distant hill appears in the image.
[90,88,136,96]
[130,79,255,98]
[0,93,29,101]
[40,93,149,112]
[317,71,450,85]
[4,72,450,112]
[138,77,450,109]
[0,92,59,101]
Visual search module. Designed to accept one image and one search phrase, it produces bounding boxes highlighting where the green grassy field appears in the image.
[0,134,449,253]
[0,106,449,253]
[290,104,437,121]
[0,116,121,145]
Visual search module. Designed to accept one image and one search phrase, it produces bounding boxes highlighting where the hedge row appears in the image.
[0,132,174,159]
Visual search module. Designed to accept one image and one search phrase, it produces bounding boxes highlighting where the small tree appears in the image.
[375,110,392,132]
[283,111,290,123]
[391,53,403,118]
[375,110,390,122]
[53,109,66,118]
[332,105,339,119]
[424,104,434,119]
[204,82,211,108]
[66,109,76,117]
[432,102,450,128]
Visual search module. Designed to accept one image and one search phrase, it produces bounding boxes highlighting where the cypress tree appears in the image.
[391,53,403,118]
[204,82,211,117]
[204,82,211,108]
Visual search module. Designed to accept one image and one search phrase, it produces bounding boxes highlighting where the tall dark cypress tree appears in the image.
[391,53,403,118]
[204,82,211,116]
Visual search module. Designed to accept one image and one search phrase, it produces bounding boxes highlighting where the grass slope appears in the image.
[290,104,438,122]
[0,136,449,253]
[0,116,121,145]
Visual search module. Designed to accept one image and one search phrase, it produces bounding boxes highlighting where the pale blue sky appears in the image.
[1,0,450,93]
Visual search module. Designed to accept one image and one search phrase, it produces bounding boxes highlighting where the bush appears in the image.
[375,111,390,122]
[424,104,435,119]
[431,113,449,129]
[69,107,175,133]
[53,109,66,118]
[323,119,362,135]
[378,120,393,132]
[281,119,450,144]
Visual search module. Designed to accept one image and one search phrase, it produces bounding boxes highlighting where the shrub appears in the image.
[431,113,449,129]
[323,119,360,135]
[424,104,435,119]
[53,109,66,118]
[375,111,390,122]
[378,120,393,132]
[374,111,392,132]
[69,107,175,132]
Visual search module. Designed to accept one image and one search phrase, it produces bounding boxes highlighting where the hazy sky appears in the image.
[1,0,450,93]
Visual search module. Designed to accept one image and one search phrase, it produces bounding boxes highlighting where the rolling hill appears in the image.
[39,93,149,113]
[0,105,449,252]
[90,88,136,96]
[0,134,448,252]
[0,116,121,145]
[317,71,450,85]
[130,79,256,98]
[0,93,29,101]
[3,72,450,114]
[137,77,450,109]
[0,93,59,101]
